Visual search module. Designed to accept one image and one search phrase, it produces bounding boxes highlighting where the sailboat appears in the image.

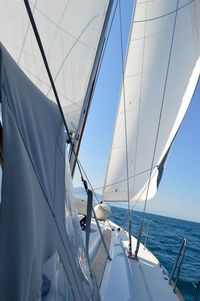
[0,0,199,300]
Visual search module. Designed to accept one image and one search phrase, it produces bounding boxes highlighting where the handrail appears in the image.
[169,238,187,292]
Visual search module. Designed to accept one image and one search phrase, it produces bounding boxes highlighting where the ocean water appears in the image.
[110,206,200,301]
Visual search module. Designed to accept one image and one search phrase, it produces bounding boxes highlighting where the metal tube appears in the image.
[173,239,187,292]
[128,219,132,256]
[169,238,187,287]
[92,208,112,261]
[134,224,143,257]
[144,223,151,248]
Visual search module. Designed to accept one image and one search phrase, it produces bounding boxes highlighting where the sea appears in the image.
[110,206,200,301]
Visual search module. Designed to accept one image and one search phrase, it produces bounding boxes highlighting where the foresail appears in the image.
[0,0,110,134]
[103,0,200,202]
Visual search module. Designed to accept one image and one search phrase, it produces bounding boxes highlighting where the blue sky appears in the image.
[73,0,200,223]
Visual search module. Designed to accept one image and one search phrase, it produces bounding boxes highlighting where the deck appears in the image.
[87,219,183,301]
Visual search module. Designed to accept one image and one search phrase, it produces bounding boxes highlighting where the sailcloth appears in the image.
[0,0,109,134]
[103,0,200,202]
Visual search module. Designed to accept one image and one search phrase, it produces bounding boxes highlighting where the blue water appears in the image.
[110,206,200,301]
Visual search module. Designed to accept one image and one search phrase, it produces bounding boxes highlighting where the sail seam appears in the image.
[20,64,82,110]
[134,0,195,23]
[46,15,102,97]
[29,3,96,50]
[18,0,39,64]
[35,0,71,87]
[94,165,159,191]
[23,0,72,143]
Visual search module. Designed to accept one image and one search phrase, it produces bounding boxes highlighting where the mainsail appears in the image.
[103,0,200,202]
[0,0,110,134]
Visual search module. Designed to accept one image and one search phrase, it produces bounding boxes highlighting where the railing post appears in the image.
[169,238,187,292]
[144,223,151,249]
[134,224,143,257]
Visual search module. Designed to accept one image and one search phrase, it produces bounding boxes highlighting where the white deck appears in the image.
[87,219,183,301]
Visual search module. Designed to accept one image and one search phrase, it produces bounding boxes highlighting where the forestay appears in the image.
[0,0,109,134]
[103,0,200,202]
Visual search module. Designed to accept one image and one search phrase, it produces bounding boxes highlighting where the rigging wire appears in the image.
[131,0,148,257]
[70,0,120,209]
[71,0,120,186]
[22,0,102,188]
[92,164,159,191]
[76,159,114,231]
[87,0,119,103]
[132,0,181,258]
[118,0,132,255]
[69,0,116,176]
[23,0,114,263]
[24,0,119,189]
[23,0,72,145]
[142,0,180,216]
[22,0,118,197]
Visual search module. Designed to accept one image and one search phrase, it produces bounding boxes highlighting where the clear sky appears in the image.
[73,0,200,223]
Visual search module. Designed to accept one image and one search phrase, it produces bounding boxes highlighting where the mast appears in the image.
[69,0,114,177]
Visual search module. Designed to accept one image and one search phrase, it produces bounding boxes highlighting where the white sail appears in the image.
[103,0,200,202]
[0,0,110,134]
